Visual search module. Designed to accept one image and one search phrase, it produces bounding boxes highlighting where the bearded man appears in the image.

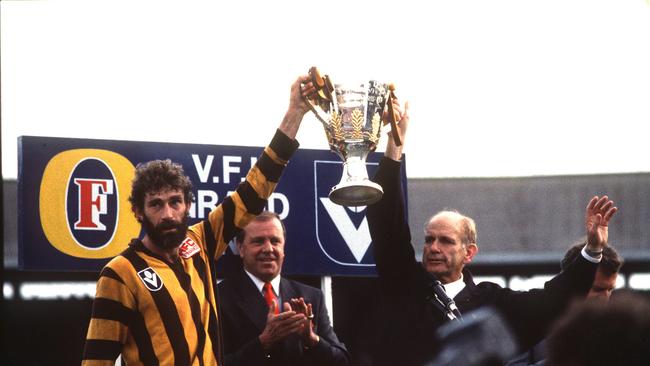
[82,74,315,365]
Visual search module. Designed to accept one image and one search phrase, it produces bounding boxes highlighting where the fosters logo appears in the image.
[39,149,140,258]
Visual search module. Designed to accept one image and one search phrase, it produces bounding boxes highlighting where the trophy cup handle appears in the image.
[383,84,403,147]
[302,67,334,128]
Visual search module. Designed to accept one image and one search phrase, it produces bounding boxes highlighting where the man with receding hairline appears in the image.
[362,98,619,366]
[218,211,349,366]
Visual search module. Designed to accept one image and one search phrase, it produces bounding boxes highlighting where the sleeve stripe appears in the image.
[82,339,122,361]
[91,298,133,325]
[221,197,237,245]
[203,216,219,262]
[263,145,284,165]
[255,152,284,183]
[268,128,299,161]
[100,267,124,284]
[245,167,276,201]
[237,181,267,215]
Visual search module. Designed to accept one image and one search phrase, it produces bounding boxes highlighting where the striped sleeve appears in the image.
[82,264,135,364]
[191,129,298,260]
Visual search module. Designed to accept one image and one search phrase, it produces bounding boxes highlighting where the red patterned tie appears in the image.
[263,282,279,315]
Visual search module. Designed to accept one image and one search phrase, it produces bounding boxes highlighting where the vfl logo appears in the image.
[314,160,377,267]
[40,149,140,259]
[138,267,164,291]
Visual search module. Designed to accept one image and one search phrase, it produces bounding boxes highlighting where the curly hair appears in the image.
[128,159,194,214]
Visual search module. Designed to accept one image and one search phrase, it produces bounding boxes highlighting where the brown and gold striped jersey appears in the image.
[82,130,298,366]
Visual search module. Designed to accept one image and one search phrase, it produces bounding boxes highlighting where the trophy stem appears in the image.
[329,156,383,207]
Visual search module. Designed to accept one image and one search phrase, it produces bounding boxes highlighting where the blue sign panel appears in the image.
[18,136,408,275]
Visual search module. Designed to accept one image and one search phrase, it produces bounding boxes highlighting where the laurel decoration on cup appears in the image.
[331,111,344,141]
[365,112,381,144]
[351,109,364,139]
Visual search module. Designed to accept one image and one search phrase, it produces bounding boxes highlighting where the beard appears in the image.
[142,213,189,250]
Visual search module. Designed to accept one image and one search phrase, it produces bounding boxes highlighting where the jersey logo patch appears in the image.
[137,267,163,291]
[179,237,200,259]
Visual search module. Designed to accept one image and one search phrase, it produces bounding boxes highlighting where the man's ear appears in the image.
[464,243,479,264]
[237,240,245,259]
[133,207,144,223]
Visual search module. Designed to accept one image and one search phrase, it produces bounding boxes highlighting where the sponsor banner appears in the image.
[18,136,407,275]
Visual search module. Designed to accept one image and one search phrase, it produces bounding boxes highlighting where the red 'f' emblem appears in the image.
[73,178,114,230]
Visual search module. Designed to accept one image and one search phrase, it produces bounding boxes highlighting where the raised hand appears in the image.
[290,297,319,348]
[280,74,317,139]
[258,299,306,351]
[585,195,618,252]
[384,99,410,162]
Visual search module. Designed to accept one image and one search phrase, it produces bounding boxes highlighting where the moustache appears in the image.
[157,220,183,231]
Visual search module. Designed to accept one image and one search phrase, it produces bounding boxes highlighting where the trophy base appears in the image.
[329,180,384,207]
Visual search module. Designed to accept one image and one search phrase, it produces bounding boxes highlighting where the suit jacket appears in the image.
[505,339,547,366]
[363,157,597,366]
[217,269,350,366]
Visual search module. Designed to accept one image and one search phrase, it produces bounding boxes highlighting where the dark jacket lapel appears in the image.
[233,270,268,331]
[277,278,304,357]
[279,277,300,307]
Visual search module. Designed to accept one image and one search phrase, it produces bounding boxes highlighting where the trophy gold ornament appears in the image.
[304,66,402,207]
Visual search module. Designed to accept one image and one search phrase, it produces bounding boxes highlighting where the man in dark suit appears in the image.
[218,211,350,366]
[505,242,624,365]
[363,100,619,366]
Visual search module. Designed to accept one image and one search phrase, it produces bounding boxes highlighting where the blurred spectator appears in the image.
[546,291,650,366]
[506,241,624,365]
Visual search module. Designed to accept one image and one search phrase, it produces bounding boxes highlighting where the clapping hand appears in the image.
[290,297,319,348]
[258,299,306,351]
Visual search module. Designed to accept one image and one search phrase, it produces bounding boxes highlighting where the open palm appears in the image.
[585,195,618,250]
